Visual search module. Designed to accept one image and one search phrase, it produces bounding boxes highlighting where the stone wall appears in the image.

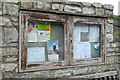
[113,26,120,79]
[1,0,119,79]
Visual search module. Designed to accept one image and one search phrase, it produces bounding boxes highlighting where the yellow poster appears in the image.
[37,22,51,42]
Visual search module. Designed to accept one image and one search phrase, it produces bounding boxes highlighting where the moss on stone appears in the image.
[113,32,120,37]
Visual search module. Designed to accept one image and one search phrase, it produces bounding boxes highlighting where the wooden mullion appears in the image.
[64,16,70,66]
[101,19,106,62]
[64,16,74,66]
[69,17,74,65]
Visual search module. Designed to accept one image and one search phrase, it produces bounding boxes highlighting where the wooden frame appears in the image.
[19,11,70,72]
[71,17,106,65]
[19,11,106,72]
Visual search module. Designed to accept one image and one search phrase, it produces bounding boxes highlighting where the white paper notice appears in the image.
[28,31,37,42]
[74,23,88,32]
[74,23,91,59]
[27,47,45,62]
[74,26,80,43]
[73,44,81,59]
[79,24,88,32]
[79,42,91,58]
[74,42,91,59]
[74,23,89,43]
[48,54,59,61]
[89,25,100,42]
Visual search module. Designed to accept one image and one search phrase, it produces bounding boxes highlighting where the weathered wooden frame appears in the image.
[19,11,106,72]
[71,17,106,65]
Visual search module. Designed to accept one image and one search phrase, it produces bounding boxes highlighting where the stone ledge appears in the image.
[70,71,117,78]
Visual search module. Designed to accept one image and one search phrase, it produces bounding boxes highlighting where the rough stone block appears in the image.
[44,3,51,10]
[33,71,54,78]
[107,48,114,52]
[114,56,118,63]
[106,42,110,47]
[2,0,18,3]
[1,63,17,72]
[3,3,19,16]
[0,2,1,9]
[105,10,113,16]
[0,10,2,15]
[106,56,115,64]
[5,57,17,62]
[2,48,18,56]
[73,67,88,75]
[92,3,102,7]
[115,48,120,52]
[106,24,113,33]
[35,2,45,9]
[95,9,104,15]
[0,26,2,47]
[106,34,113,42]
[4,27,18,43]
[83,7,94,14]
[34,2,51,10]
[81,2,91,7]
[66,2,82,6]
[0,17,12,26]
[15,68,18,73]
[54,69,72,77]
[64,5,82,13]
[21,2,32,8]
[15,73,32,78]
[13,22,18,26]
[0,16,3,26]
[111,43,117,47]
[88,66,98,74]
[2,43,18,47]
[0,48,2,61]
[11,17,18,22]
[52,4,64,11]
[3,72,12,78]
[103,4,114,10]
[107,19,113,24]
[100,65,108,72]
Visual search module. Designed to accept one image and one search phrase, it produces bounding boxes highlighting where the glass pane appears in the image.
[73,23,100,59]
[27,20,64,63]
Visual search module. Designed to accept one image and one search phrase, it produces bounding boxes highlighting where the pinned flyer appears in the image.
[37,22,51,42]
[27,22,37,42]
[94,43,100,50]
[47,40,59,61]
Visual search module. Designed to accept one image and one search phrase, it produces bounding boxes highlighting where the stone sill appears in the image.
[70,70,118,78]
[19,62,106,72]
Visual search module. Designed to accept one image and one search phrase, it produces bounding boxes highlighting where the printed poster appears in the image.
[27,22,37,42]
[47,40,59,61]
[37,22,51,42]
